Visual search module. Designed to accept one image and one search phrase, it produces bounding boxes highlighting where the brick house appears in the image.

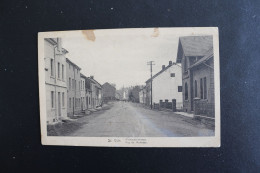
[176,35,215,118]
[44,38,68,124]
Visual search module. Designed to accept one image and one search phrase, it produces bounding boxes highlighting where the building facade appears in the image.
[66,58,81,116]
[176,36,214,118]
[90,77,102,108]
[44,38,67,124]
[145,61,183,109]
[139,86,146,104]
[80,74,87,112]
[102,82,116,102]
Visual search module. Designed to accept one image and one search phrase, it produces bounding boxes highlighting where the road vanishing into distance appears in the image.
[68,101,214,137]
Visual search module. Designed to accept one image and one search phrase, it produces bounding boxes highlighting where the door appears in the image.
[86,96,88,109]
[58,92,61,117]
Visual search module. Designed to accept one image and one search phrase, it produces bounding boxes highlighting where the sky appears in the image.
[62,28,182,89]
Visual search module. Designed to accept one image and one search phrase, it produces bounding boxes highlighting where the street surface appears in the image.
[69,101,214,137]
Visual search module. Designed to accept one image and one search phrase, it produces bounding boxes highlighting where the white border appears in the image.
[38,27,220,147]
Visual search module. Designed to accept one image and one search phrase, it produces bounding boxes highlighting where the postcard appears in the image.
[38,27,220,147]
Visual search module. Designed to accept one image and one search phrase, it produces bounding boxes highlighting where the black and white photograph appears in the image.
[38,27,220,147]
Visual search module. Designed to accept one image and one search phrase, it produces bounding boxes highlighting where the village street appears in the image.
[68,101,214,137]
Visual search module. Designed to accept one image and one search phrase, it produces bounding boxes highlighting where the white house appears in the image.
[145,61,183,109]
[44,38,68,124]
[139,87,146,104]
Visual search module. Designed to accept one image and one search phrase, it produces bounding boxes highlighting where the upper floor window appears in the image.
[62,64,64,80]
[170,73,175,77]
[185,83,188,100]
[50,59,54,76]
[184,57,188,72]
[69,78,71,90]
[178,86,182,92]
[57,62,60,78]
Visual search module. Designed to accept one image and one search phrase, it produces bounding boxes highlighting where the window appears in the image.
[69,78,71,90]
[57,62,60,78]
[200,78,203,99]
[50,59,54,76]
[178,86,182,92]
[62,92,64,107]
[75,80,76,90]
[69,98,71,108]
[62,64,64,80]
[170,73,175,77]
[69,64,71,69]
[185,83,188,100]
[51,91,54,108]
[194,80,198,97]
[79,81,80,90]
[184,57,187,71]
[204,77,207,99]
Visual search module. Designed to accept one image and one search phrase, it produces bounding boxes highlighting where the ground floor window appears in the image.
[200,78,203,99]
[62,92,64,107]
[194,80,198,97]
[51,91,54,108]
[204,77,207,99]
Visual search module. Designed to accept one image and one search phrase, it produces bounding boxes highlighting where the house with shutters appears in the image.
[176,35,215,119]
[145,61,183,109]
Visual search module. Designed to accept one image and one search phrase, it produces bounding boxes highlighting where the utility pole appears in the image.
[147,61,155,109]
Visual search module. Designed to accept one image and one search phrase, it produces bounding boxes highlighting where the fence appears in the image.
[194,99,215,118]
[153,99,178,112]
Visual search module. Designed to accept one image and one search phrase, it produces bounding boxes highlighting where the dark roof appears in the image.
[146,64,181,83]
[66,58,81,70]
[102,82,116,89]
[80,73,87,78]
[176,36,213,63]
[189,47,214,69]
[87,77,102,88]
[45,38,58,45]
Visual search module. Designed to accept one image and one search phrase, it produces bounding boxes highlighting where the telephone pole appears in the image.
[147,61,155,109]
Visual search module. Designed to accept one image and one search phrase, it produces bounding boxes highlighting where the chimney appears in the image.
[57,38,62,52]
[169,61,172,66]
[162,65,165,70]
[90,76,94,79]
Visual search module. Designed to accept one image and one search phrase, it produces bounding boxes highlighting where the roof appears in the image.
[102,82,116,89]
[176,36,213,63]
[66,58,81,70]
[80,73,87,78]
[189,47,214,69]
[87,77,102,88]
[146,63,181,83]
